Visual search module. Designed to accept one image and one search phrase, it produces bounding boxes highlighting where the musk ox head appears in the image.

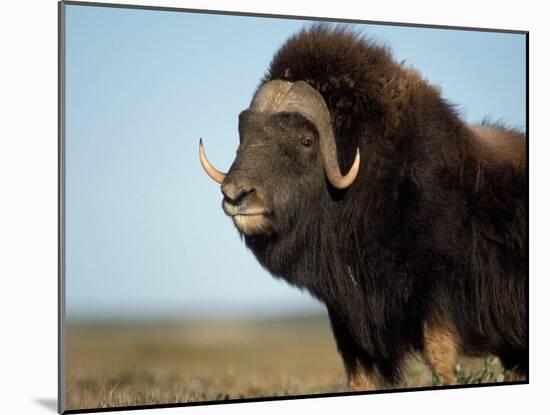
[200,80,360,237]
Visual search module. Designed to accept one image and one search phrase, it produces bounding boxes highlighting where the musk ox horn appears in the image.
[199,138,226,184]
[250,80,360,190]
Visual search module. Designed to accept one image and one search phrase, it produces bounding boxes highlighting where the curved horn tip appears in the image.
[198,138,226,185]
[330,148,361,190]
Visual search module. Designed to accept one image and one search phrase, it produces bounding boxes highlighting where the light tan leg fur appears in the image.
[423,320,459,385]
[348,363,384,391]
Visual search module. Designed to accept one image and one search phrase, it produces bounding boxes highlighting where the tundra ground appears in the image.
[65,315,508,411]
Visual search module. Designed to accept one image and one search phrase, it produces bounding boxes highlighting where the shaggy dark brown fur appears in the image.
[222,24,527,388]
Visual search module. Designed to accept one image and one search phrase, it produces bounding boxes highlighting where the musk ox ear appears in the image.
[252,80,361,189]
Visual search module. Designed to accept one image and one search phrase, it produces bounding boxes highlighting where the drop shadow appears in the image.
[34,398,58,413]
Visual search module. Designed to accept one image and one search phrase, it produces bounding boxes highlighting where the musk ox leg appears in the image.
[423,320,459,385]
[348,364,384,391]
[327,309,386,391]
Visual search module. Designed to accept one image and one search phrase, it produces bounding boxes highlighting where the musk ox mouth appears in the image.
[222,201,268,217]
[222,201,272,235]
[231,213,271,236]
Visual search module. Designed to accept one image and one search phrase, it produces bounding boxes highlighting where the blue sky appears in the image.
[64,4,526,321]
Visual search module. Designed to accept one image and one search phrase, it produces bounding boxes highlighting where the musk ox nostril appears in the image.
[221,182,255,204]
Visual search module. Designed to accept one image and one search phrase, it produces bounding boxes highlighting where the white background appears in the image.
[0,0,546,414]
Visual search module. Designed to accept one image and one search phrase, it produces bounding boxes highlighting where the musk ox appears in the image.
[199,25,526,390]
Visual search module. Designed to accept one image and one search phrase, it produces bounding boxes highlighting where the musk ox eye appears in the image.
[302,138,313,147]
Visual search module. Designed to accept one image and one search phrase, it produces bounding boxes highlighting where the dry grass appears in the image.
[65,316,507,411]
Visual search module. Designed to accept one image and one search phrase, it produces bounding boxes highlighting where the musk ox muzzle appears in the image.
[199,80,361,190]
